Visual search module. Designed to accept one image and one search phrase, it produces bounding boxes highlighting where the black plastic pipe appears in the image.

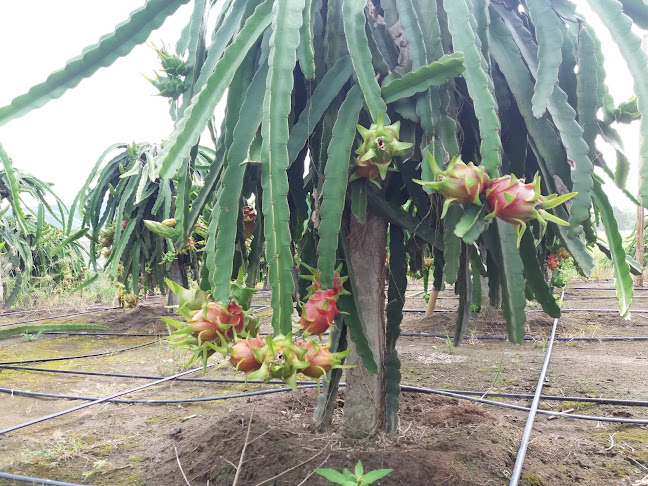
[401,307,648,313]
[400,386,648,424]
[0,365,318,385]
[3,384,648,425]
[400,333,648,341]
[0,364,213,435]
[4,365,648,407]
[0,307,121,328]
[0,340,157,365]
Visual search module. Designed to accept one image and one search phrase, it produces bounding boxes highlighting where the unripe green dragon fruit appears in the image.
[414,152,490,218]
[151,44,189,77]
[484,173,577,246]
[351,113,412,183]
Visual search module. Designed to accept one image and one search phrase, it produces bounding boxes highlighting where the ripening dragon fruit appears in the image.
[229,336,266,373]
[351,113,412,183]
[547,254,560,271]
[243,206,256,239]
[556,248,570,260]
[485,173,577,246]
[296,341,353,378]
[299,289,340,336]
[414,152,490,218]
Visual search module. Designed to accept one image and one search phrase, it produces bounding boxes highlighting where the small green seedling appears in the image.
[315,460,393,486]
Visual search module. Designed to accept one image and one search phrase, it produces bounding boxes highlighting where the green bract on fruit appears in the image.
[413,152,490,218]
[351,113,412,183]
[299,262,348,297]
[485,173,577,246]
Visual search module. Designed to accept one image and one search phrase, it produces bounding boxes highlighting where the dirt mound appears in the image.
[86,306,168,334]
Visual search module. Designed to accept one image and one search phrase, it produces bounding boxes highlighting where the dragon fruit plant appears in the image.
[484,173,577,246]
[414,152,490,218]
[351,113,412,184]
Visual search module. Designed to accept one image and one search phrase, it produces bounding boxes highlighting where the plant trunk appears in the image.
[166,260,188,310]
[342,212,387,438]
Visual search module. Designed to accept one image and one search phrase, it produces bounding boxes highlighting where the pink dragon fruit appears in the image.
[299,289,339,336]
[297,341,352,378]
[229,337,266,373]
[485,173,576,246]
[547,254,560,271]
[189,301,246,341]
[414,152,490,218]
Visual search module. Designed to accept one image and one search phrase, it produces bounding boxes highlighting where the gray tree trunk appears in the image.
[166,260,188,311]
[342,212,387,438]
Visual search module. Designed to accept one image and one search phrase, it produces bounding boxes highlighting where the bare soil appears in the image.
[1,282,648,485]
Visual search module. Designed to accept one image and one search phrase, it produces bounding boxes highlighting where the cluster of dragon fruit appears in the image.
[414,153,578,247]
[546,247,571,288]
[162,269,351,389]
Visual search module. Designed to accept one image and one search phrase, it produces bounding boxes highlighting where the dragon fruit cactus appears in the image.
[485,173,577,246]
[351,113,412,184]
[547,254,560,271]
[299,289,340,336]
[229,336,266,373]
[243,206,256,239]
[296,341,353,379]
[414,152,490,218]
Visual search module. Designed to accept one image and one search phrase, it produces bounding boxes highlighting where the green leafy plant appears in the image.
[315,460,392,486]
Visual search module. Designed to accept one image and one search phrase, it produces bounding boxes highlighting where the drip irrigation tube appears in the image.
[509,290,562,486]
[0,364,214,435]
[2,364,647,407]
[0,340,157,365]
[3,383,648,424]
[399,333,648,341]
[401,307,648,313]
[0,365,318,385]
[0,471,88,486]
[0,307,121,328]
[399,386,648,424]
[3,365,648,406]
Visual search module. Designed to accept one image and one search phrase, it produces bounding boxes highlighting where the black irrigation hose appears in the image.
[399,386,648,424]
[3,364,648,406]
[0,307,121,328]
[0,471,88,486]
[0,340,157,365]
[3,383,648,424]
[0,384,319,405]
[0,364,214,435]
[399,332,648,341]
[0,365,318,385]
[402,307,648,313]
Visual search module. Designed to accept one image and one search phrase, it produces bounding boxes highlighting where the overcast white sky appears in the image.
[0,1,641,209]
